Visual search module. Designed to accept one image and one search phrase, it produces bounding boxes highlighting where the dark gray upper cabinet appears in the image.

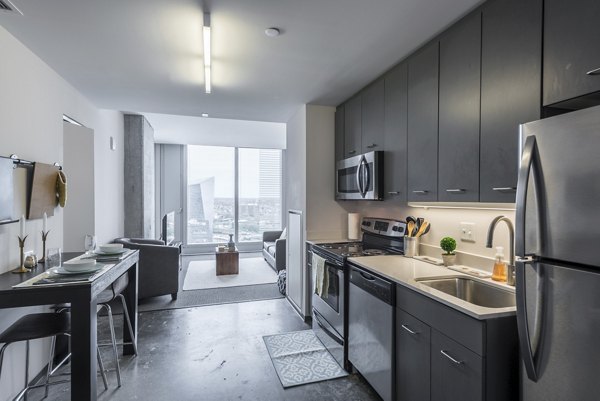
[480,0,542,202]
[361,79,385,153]
[344,96,362,157]
[384,63,408,201]
[396,308,430,401]
[407,42,439,202]
[335,105,345,163]
[544,0,600,107]
[438,12,481,202]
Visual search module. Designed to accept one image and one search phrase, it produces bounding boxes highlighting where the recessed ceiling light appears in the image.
[203,13,212,94]
[265,27,281,37]
[201,113,209,118]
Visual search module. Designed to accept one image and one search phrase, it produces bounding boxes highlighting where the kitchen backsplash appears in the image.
[340,201,515,273]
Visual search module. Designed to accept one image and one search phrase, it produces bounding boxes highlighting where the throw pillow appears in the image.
[277,270,286,295]
[279,227,287,240]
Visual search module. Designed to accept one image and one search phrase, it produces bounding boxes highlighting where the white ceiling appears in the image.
[0,0,483,123]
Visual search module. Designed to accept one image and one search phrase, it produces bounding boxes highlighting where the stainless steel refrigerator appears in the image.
[516,105,600,401]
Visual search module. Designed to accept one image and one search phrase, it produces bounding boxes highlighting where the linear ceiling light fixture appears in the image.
[203,12,212,94]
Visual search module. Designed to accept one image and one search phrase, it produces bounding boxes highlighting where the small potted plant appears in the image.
[440,237,457,266]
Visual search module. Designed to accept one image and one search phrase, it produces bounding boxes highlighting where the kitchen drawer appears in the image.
[396,284,484,355]
[431,329,484,401]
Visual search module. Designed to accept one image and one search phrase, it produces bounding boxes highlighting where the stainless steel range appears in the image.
[310,217,406,371]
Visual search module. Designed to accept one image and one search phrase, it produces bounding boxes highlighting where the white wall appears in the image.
[0,25,124,399]
[305,105,347,239]
[284,106,307,214]
[63,123,95,251]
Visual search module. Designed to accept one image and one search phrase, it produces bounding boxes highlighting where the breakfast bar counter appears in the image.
[0,250,139,401]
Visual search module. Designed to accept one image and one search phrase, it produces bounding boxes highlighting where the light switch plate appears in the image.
[460,222,475,242]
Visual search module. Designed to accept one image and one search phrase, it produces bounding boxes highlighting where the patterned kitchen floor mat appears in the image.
[263,330,348,388]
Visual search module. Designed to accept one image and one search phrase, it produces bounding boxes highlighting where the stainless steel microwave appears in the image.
[336,151,383,200]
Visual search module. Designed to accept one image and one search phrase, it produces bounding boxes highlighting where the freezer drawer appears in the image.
[518,261,600,400]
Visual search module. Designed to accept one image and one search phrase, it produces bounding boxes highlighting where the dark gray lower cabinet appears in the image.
[396,309,430,401]
[431,330,483,401]
[395,284,518,401]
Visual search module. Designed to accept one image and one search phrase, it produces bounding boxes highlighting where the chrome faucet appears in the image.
[486,216,515,286]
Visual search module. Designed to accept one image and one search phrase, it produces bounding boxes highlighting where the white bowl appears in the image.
[98,243,124,253]
[63,259,97,272]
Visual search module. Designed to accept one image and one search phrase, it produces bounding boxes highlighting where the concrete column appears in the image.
[124,114,155,238]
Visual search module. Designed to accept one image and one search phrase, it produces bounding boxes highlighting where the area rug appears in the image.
[139,284,283,312]
[183,257,278,290]
[263,330,348,388]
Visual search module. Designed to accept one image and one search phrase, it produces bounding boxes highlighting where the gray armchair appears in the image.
[114,238,181,300]
[262,231,286,272]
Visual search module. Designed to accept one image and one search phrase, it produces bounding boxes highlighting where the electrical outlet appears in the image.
[460,222,475,242]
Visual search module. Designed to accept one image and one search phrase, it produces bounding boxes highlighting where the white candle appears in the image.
[43,212,47,232]
[20,215,25,238]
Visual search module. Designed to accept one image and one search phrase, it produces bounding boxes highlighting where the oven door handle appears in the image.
[313,309,343,345]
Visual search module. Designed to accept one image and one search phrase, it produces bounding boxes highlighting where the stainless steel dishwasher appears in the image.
[348,263,394,401]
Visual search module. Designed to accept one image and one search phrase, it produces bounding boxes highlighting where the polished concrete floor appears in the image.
[31,299,380,401]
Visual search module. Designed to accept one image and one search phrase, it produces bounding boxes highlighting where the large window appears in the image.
[186,146,282,246]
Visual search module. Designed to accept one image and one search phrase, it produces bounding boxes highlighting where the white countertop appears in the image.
[347,255,516,320]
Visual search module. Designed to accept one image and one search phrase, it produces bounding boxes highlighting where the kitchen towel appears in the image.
[312,253,328,298]
[348,213,361,240]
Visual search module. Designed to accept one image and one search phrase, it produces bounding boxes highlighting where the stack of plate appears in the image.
[56,259,101,275]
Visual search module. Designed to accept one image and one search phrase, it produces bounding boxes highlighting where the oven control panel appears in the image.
[361,217,406,238]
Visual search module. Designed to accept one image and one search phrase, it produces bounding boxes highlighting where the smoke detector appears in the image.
[264,27,281,37]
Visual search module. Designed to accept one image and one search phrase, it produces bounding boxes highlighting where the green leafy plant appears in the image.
[440,237,457,255]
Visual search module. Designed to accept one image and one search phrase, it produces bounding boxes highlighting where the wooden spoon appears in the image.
[406,221,415,237]
[416,221,430,237]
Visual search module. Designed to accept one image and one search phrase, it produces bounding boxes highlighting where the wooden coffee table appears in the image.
[215,247,239,276]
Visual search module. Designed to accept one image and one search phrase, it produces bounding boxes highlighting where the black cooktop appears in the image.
[317,242,392,258]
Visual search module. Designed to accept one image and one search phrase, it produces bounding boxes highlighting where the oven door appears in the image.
[312,260,344,335]
[336,151,382,200]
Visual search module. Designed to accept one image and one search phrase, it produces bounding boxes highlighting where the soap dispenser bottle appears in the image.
[492,246,507,282]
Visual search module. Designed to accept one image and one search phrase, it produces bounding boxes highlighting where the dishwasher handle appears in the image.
[349,265,394,305]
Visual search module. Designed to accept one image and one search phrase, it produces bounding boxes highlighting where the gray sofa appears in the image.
[114,238,181,300]
[262,231,286,272]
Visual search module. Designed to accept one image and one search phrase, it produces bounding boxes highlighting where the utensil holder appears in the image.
[404,236,420,257]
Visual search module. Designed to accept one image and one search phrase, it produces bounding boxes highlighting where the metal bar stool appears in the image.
[0,312,108,400]
[95,272,138,387]
[56,272,137,388]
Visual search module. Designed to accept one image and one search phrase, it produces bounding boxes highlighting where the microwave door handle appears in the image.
[356,161,363,196]
[361,158,369,197]
[516,135,537,257]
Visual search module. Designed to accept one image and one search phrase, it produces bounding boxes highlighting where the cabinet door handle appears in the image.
[440,350,464,365]
[348,150,357,155]
[493,187,517,192]
[446,189,466,193]
[388,191,400,195]
[401,324,419,335]
[586,67,600,76]
[412,190,429,194]
[366,143,377,149]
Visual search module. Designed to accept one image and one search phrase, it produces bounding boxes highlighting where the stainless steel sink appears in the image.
[416,277,516,308]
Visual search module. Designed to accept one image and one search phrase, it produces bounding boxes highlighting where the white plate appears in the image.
[63,259,97,272]
[51,265,103,275]
[98,244,124,253]
[94,248,127,255]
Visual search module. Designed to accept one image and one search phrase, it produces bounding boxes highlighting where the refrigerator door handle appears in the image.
[516,259,538,382]
[516,135,537,257]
